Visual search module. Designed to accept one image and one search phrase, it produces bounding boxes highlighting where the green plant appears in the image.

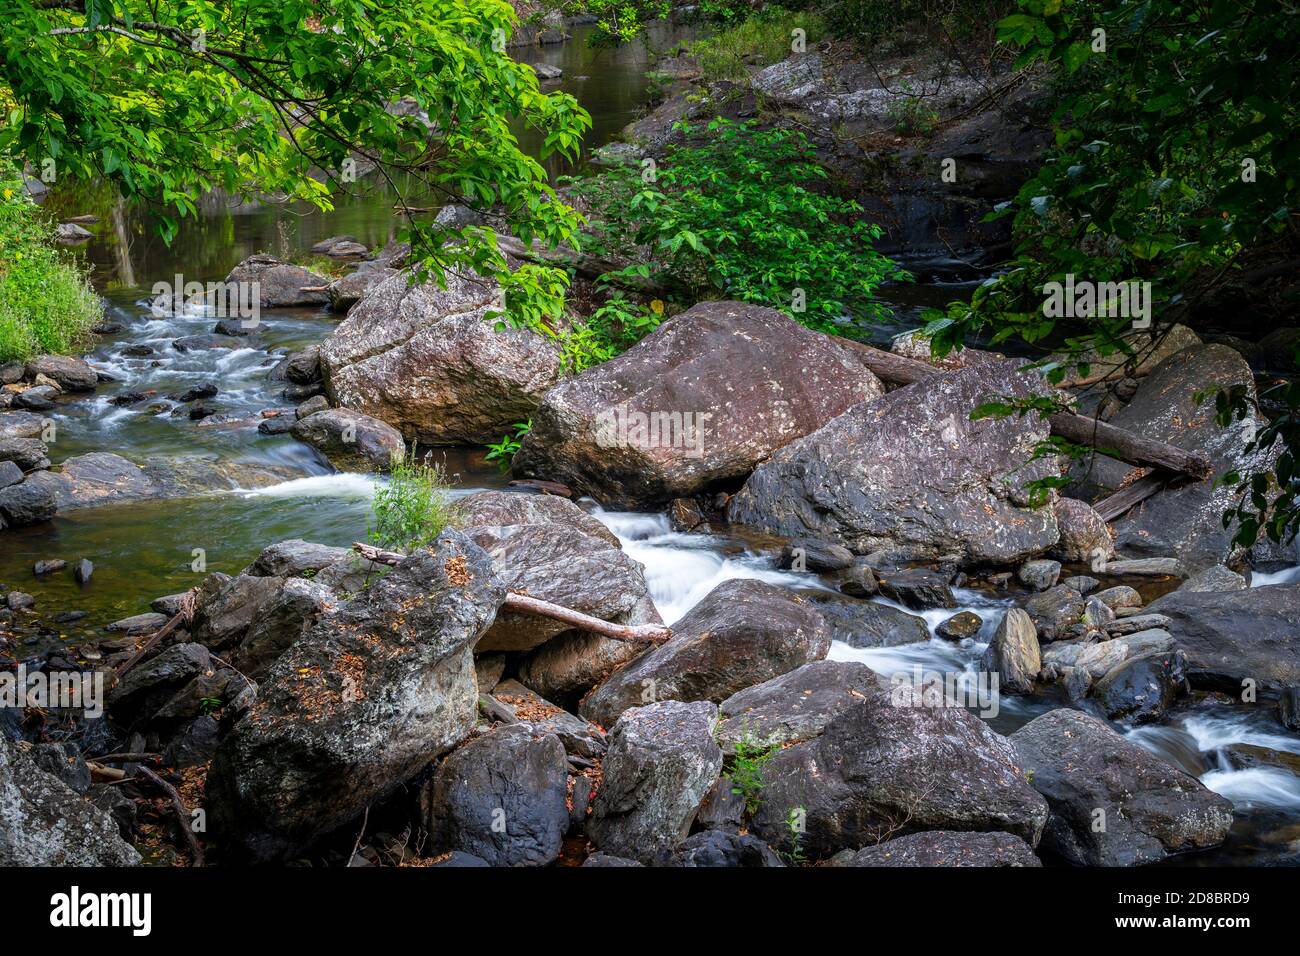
[727,730,779,815]
[886,84,941,136]
[0,166,102,363]
[369,449,460,554]
[785,806,808,865]
[687,8,824,83]
[566,118,909,337]
[484,420,532,472]
[560,288,664,374]
[198,696,223,716]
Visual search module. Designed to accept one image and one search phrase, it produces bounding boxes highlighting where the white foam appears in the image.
[231,473,378,499]
[1202,767,1300,809]
[1252,566,1300,587]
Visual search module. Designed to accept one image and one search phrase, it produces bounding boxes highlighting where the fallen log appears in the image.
[351,542,673,644]
[1093,473,1168,522]
[833,337,1214,481]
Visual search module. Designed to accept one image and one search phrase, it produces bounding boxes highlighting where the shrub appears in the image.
[369,449,460,554]
[687,7,825,83]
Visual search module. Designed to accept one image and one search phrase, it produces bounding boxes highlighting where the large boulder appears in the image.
[0,435,50,471]
[318,268,560,445]
[587,701,723,863]
[422,724,570,866]
[224,254,329,307]
[25,355,99,392]
[729,359,1062,565]
[1049,497,1114,563]
[189,572,287,651]
[1148,583,1300,692]
[206,531,505,862]
[244,539,351,577]
[835,830,1041,867]
[715,661,879,753]
[581,579,832,727]
[1070,344,1274,570]
[1011,709,1234,866]
[750,684,1048,860]
[233,577,336,680]
[0,736,140,865]
[290,408,405,472]
[514,301,885,508]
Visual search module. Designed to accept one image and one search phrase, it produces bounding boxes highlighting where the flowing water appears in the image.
[6,22,1299,866]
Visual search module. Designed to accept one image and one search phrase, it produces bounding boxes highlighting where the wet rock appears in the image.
[1092,650,1186,723]
[282,381,324,402]
[14,386,57,410]
[1024,584,1087,642]
[108,643,212,726]
[1043,629,1177,680]
[172,333,242,352]
[206,531,505,863]
[0,410,45,440]
[587,701,724,864]
[1017,559,1061,592]
[224,253,329,308]
[981,608,1040,695]
[106,612,168,635]
[715,660,879,753]
[234,577,335,680]
[663,830,785,867]
[1179,565,1248,593]
[319,267,560,445]
[213,317,255,337]
[668,497,708,532]
[0,735,140,865]
[257,416,295,436]
[836,830,1041,867]
[777,538,855,572]
[805,593,930,648]
[875,567,956,609]
[245,539,351,578]
[1049,498,1114,563]
[178,383,218,402]
[750,685,1048,860]
[25,355,99,393]
[936,610,982,641]
[730,359,1061,566]
[295,395,329,419]
[282,345,322,385]
[1011,708,1234,866]
[515,301,883,508]
[0,478,57,527]
[0,436,50,470]
[1094,585,1142,610]
[458,489,619,547]
[423,724,569,866]
[290,408,405,472]
[581,579,832,727]
[1148,583,1300,692]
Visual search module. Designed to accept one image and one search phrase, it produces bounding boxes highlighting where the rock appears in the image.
[1094,585,1142,610]
[309,235,359,255]
[0,410,45,440]
[667,497,707,532]
[178,383,218,402]
[1073,345,1270,571]
[1180,565,1248,593]
[1011,709,1234,866]
[31,742,91,794]
[290,408,405,471]
[1092,651,1186,723]
[432,204,484,230]
[1024,584,1087,642]
[1017,559,1061,592]
[257,416,295,436]
[430,850,489,867]
[749,685,1048,860]
[777,538,855,572]
[1104,612,1172,636]
[55,222,93,243]
[730,359,1061,566]
[663,830,785,867]
[582,852,643,867]
[468,522,658,654]
[516,629,645,703]
[6,591,34,611]
[529,62,563,81]
[715,661,879,753]
[24,355,98,393]
[161,715,221,768]
[876,567,956,609]
[936,610,982,641]
[1043,629,1178,680]
[804,593,930,648]
[457,489,619,547]
[245,539,351,578]
[283,346,321,384]
[108,643,212,726]
[1061,575,1099,594]
[32,558,66,576]
[0,735,140,865]
[106,612,168,635]
[318,267,560,445]
[0,478,57,527]
[423,724,569,866]
[515,301,884,508]
[0,361,23,385]
[836,562,879,597]
[1148,583,1300,692]
[981,608,1040,694]
[282,382,323,402]
[325,268,396,312]
[234,577,335,679]
[1049,497,1114,563]
[836,830,1041,867]
[474,654,506,693]
[490,680,607,758]
[1280,687,1300,732]
[224,254,329,307]
[587,701,723,864]
[190,573,286,651]
[14,386,57,410]
[206,531,505,863]
[213,317,255,337]
[581,579,831,727]
[0,436,50,470]
[294,396,329,420]
[172,333,242,352]
[695,777,746,831]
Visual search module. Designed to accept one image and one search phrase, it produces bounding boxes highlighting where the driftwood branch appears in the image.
[137,765,205,867]
[114,587,200,679]
[351,542,673,644]
[1093,473,1169,521]
[832,338,1214,481]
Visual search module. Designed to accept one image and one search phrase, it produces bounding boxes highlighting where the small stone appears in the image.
[178,383,218,402]
[33,559,67,576]
[73,559,94,586]
[1017,559,1061,591]
[7,591,35,611]
[936,610,982,641]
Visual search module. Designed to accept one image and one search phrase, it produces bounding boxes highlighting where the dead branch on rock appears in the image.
[137,765,205,867]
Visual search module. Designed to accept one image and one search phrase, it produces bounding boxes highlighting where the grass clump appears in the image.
[687,8,825,83]
[0,165,102,363]
[369,449,461,554]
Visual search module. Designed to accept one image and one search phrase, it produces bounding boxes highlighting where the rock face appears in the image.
[318,268,560,445]
[581,579,832,727]
[587,701,723,864]
[837,830,1041,867]
[751,685,1047,860]
[730,360,1062,565]
[233,578,335,680]
[514,301,885,508]
[1071,345,1273,570]
[1011,709,1234,866]
[290,408,405,471]
[0,736,140,865]
[224,254,329,307]
[715,661,880,753]
[980,609,1040,695]
[206,531,505,863]
[1148,583,1300,692]
[423,725,570,867]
